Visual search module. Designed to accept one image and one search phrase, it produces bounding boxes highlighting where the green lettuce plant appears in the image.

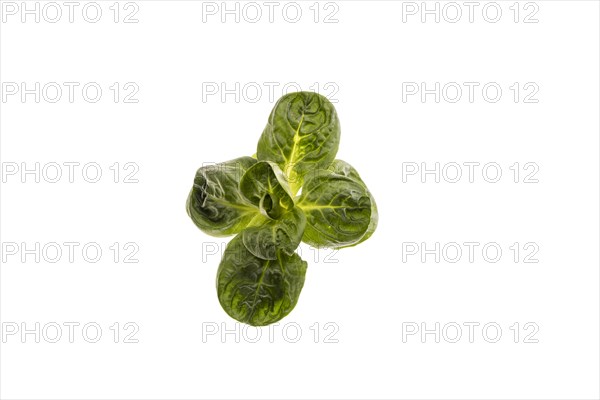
[187,91,378,326]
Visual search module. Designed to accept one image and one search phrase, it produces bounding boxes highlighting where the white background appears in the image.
[1,1,599,399]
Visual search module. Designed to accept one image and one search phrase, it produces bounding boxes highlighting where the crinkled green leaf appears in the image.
[217,234,307,326]
[242,207,306,260]
[256,91,340,194]
[324,160,378,246]
[239,161,294,219]
[298,160,377,248]
[186,157,258,237]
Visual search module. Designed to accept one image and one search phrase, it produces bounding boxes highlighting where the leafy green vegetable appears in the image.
[187,92,377,326]
[298,160,378,249]
[186,157,258,237]
[256,92,340,194]
[217,235,307,326]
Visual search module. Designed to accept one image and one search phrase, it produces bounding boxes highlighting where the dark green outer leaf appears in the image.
[186,157,258,237]
[324,160,378,246]
[256,92,340,194]
[298,160,377,248]
[217,235,307,326]
[242,207,306,260]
